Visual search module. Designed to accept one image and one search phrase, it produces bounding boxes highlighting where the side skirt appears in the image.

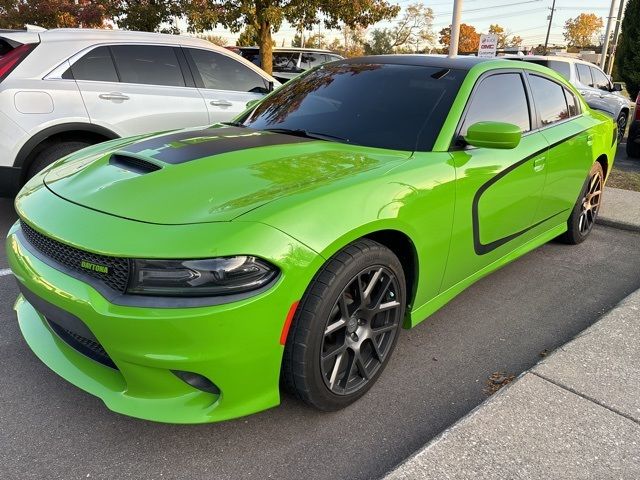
[406,222,567,328]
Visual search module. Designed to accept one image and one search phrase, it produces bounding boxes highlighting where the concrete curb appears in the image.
[596,186,640,232]
[384,288,640,479]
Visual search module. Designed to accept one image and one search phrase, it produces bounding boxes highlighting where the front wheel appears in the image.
[558,162,604,244]
[282,239,406,411]
[616,112,628,144]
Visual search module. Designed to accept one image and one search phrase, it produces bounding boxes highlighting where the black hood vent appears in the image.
[109,154,161,174]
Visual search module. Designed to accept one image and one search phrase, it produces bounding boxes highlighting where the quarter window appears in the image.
[186,48,268,93]
[301,52,325,69]
[564,89,580,117]
[576,63,593,87]
[529,75,570,126]
[110,45,185,87]
[62,46,118,82]
[590,66,611,91]
[460,73,531,136]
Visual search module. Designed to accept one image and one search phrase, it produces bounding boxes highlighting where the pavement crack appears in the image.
[531,371,640,427]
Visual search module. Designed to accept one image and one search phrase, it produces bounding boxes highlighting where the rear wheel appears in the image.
[282,239,406,411]
[27,141,91,179]
[558,162,603,244]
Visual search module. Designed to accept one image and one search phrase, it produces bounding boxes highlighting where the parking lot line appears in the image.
[0,269,12,277]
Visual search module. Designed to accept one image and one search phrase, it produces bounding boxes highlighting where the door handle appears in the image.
[579,90,588,95]
[210,99,233,107]
[533,156,546,172]
[99,92,129,101]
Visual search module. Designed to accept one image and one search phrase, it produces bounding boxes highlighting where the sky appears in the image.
[191,0,620,49]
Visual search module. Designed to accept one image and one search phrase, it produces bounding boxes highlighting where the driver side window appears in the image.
[460,73,531,137]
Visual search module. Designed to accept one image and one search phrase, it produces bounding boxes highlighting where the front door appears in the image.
[442,71,549,290]
[183,48,269,124]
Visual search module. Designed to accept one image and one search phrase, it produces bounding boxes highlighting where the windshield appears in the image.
[239,62,466,151]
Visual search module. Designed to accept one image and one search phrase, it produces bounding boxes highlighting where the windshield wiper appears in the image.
[221,121,246,127]
[262,128,349,143]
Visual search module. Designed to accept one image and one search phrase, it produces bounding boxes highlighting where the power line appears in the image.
[432,0,542,15]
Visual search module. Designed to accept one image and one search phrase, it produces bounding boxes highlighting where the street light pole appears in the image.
[607,0,627,75]
[448,0,464,57]
[543,0,556,55]
[600,0,618,68]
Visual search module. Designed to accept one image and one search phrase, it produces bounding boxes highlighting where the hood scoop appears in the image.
[108,154,162,175]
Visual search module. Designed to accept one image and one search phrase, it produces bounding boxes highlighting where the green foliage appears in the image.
[236,25,259,46]
[200,34,227,46]
[110,0,182,33]
[616,0,640,99]
[364,29,395,54]
[292,32,326,48]
[0,0,111,29]
[364,3,434,54]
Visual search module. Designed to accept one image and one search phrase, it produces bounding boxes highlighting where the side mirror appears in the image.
[464,121,522,149]
[246,99,260,109]
[612,82,623,92]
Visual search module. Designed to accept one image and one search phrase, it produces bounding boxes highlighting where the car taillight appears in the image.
[635,94,640,121]
[0,43,37,82]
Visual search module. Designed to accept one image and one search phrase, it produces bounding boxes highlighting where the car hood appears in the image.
[44,126,408,225]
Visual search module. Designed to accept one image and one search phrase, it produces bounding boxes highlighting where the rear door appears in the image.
[443,70,549,288]
[183,47,270,123]
[69,44,209,136]
[528,73,594,220]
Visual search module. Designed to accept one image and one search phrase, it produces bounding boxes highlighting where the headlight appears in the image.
[127,256,278,297]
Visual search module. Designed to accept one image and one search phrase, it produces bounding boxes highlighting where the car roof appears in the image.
[37,28,215,49]
[504,54,597,67]
[341,54,490,70]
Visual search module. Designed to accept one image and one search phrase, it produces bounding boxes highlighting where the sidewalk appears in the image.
[385,187,640,480]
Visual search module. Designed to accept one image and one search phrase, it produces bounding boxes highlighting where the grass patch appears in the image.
[606,168,640,192]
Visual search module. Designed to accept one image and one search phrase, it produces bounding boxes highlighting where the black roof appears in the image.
[341,54,489,70]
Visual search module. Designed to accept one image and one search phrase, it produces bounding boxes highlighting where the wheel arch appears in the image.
[14,123,119,180]
[595,153,608,179]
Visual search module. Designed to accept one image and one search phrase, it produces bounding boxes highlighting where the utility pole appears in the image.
[543,0,556,55]
[448,0,464,57]
[600,0,618,68]
[607,0,626,75]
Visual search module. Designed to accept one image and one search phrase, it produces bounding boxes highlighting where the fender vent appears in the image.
[109,154,161,174]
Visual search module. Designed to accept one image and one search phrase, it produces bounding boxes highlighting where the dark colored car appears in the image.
[627,93,640,158]
[227,46,343,83]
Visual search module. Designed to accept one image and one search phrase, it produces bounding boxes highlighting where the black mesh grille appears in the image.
[20,220,130,293]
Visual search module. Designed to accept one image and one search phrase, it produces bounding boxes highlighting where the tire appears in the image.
[282,239,406,411]
[27,141,91,179]
[616,111,628,144]
[627,122,640,158]
[558,162,604,245]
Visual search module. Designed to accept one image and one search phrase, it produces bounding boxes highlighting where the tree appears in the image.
[616,0,640,98]
[292,32,326,48]
[182,1,400,75]
[563,13,604,47]
[0,0,111,29]
[439,23,480,53]
[488,24,522,49]
[364,28,395,54]
[364,3,434,54]
[236,25,259,46]
[110,0,182,33]
[201,34,227,46]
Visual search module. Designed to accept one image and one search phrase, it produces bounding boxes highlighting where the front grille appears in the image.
[46,318,116,369]
[20,220,130,293]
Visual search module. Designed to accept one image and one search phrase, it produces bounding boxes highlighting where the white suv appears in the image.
[0,28,279,196]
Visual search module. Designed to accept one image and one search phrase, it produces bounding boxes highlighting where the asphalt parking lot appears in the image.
[1,195,640,480]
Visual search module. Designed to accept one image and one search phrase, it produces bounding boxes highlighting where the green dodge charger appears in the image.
[7,56,616,423]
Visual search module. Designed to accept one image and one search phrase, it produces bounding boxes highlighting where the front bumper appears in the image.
[7,194,321,423]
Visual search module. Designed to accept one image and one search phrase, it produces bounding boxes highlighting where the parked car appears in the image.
[626,93,640,158]
[0,28,279,197]
[227,46,343,82]
[507,55,630,143]
[7,55,616,423]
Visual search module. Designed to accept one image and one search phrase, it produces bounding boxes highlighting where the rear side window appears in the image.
[576,63,593,87]
[525,60,571,80]
[461,73,531,136]
[273,52,299,72]
[529,75,570,126]
[564,89,580,117]
[63,46,118,82]
[590,66,610,91]
[301,52,325,69]
[110,45,185,87]
[186,48,268,93]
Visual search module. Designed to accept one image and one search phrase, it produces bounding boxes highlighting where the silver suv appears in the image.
[507,55,630,143]
[0,28,279,196]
